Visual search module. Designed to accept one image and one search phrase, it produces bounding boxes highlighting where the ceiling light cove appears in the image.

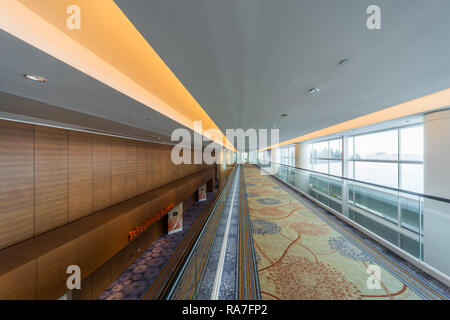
[0,0,234,151]
[261,88,450,151]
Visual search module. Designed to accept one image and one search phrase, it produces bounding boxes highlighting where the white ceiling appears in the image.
[0,0,450,150]
[115,0,450,142]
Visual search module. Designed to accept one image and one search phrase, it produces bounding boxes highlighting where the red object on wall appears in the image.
[128,203,175,240]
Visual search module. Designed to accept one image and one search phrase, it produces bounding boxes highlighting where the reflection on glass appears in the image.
[400,197,420,233]
[289,146,295,166]
[348,137,354,160]
[329,139,342,159]
[350,184,398,223]
[313,141,328,158]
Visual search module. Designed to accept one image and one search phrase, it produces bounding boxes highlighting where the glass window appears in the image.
[312,159,328,174]
[348,137,354,160]
[354,162,398,188]
[348,161,354,179]
[400,163,423,193]
[354,130,398,160]
[329,160,342,176]
[329,139,342,159]
[310,139,343,176]
[313,141,328,159]
[280,148,288,165]
[400,126,423,161]
[289,145,295,166]
[349,125,424,192]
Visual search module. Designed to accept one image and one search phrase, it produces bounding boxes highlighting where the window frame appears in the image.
[310,138,343,175]
[348,124,424,192]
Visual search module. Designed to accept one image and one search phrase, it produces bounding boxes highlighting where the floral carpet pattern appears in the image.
[243,166,421,300]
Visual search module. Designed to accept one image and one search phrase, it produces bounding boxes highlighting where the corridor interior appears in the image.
[99,165,450,300]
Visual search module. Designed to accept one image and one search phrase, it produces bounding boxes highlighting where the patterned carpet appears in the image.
[243,166,425,300]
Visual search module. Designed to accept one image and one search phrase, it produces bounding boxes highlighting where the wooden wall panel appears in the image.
[93,135,111,162]
[0,166,34,248]
[34,126,68,163]
[35,162,68,235]
[69,162,93,222]
[93,135,111,212]
[126,140,137,198]
[111,137,126,161]
[153,144,162,188]
[36,239,78,300]
[136,142,147,195]
[105,214,128,260]
[0,121,34,249]
[93,161,112,212]
[68,131,92,162]
[91,258,112,299]
[0,120,34,166]
[0,165,215,300]
[68,131,93,222]
[34,126,68,235]
[145,144,152,190]
[0,256,36,299]
[111,138,126,204]
[78,226,107,276]
[111,160,126,204]
[0,119,215,251]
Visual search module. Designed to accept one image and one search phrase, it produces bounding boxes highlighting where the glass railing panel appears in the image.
[349,208,399,245]
[293,170,311,194]
[400,196,421,233]
[421,198,450,277]
[350,183,398,224]
[256,160,450,280]
[399,233,421,259]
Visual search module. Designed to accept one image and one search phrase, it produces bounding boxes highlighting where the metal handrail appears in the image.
[257,160,450,204]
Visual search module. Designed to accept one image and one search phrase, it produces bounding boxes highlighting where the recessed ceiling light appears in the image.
[339,58,351,65]
[24,74,47,82]
[280,114,288,117]
[308,87,320,94]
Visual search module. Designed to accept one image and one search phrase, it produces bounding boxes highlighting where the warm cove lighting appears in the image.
[260,88,450,151]
[0,0,235,151]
